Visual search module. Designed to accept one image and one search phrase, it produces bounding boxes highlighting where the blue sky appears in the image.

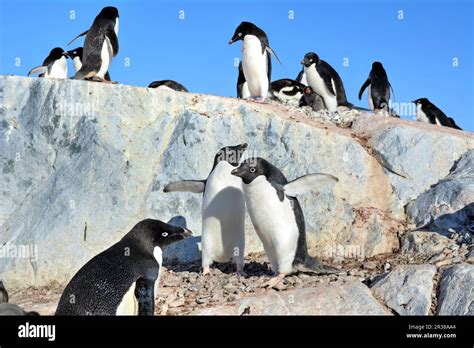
[0,0,472,130]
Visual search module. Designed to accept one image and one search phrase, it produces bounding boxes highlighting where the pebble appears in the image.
[168,298,185,308]
[363,261,377,270]
[384,262,391,272]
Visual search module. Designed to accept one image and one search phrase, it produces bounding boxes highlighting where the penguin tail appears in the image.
[293,257,341,275]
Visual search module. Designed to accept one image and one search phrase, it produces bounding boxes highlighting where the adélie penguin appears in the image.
[164,144,248,275]
[301,52,349,112]
[27,47,68,78]
[229,21,281,102]
[66,47,111,81]
[412,98,462,130]
[231,157,340,288]
[55,219,192,315]
[69,6,119,83]
[359,62,393,114]
[148,80,188,92]
[270,79,306,105]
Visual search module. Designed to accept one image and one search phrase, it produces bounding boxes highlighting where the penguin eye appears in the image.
[238,33,242,36]
[310,59,313,62]
[249,167,256,173]
[161,232,168,237]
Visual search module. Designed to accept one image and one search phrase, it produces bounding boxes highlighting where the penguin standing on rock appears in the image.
[358,62,392,113]
[66,47,111,81]
[231,157,340,288]
[55,219,192,315]
[301,52,348,112]
[229,22,280,102]
[164,144,248,275]
[27,47,68,78]
[412,98,462,130]
[69,6,119,83]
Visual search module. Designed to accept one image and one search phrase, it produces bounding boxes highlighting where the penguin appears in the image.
[66,47,111,81]
[70,6,119,83]
[301,52,348,112]
[0,304,39,316]
[27,47,68,79]
[231,157,340,287]
[270,79,306,105]
[358,62,392,113]
[163,143,248,275]
[412,98,462,130]
[295,68,308,85]
[229,22,280,102]
[0,281,8,303]
[148,80,188,92]
[237,62,250,99]
[299,86,326,111]
[55,219,192,315]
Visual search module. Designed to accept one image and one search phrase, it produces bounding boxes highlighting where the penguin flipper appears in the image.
[134,277,155,316]
[266,46,282,66]
[27,66,47,77]
[67,30,89,46]
[163,180,206,193]
[284,173,338,197]
[106,28,119,56]
[358,78,370,100]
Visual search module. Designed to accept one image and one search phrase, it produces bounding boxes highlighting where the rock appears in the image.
[371,265,437,315]
[437,263,474,315]
[466,250,474,264]
[402,231,457,261]
[0,76,472,290]
[168,298,186,308]
[406,150,474,234]
[352,117,474,213]
[192,281,391,315]
[363,261,377,270]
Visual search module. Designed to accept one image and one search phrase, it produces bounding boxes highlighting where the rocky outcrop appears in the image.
[0,75,473,292]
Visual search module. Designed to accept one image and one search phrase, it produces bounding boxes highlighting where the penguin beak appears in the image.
[229,39,235,45]
[181,228,193,238]
[300,59,305,65]
[240,143,248,150]
[231,168,242,177]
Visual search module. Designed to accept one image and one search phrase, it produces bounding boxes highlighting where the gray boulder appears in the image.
[437,263,474,315]
[371,264,437,315]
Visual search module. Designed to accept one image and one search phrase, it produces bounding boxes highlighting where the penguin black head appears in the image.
[213,143,248,167]
[130,219,192,249]
[49,47,68,59]
[304,86,314,95]
[301,52,320,67]
[66,47,83,60]
[231,157,270,184]
[229,21,261,44]
[412,98,431,107]
[372,61,383,69]
[99,6,119,19]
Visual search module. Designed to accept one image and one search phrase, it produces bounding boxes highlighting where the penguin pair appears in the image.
[0,281,39,316]
[230,22,281,102]
[56,219,192,315]
[28,7,119,83]
[413,98,462,129]
[164,145,340,287]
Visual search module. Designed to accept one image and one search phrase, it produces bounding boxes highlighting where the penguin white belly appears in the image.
[242,35,269,99]
[416,105,430,124]
[241,82,251,99]
[153,246,163,296]
[243,176,298,274]
[47,56,68,79]
[368,85,374,110]
[274,87,302,105]
[97,37,113,79]
[201,162,246,265]
[116,282,138,315]
[72,56,82,73]
[305,65,338,111]
[157,85,175,91]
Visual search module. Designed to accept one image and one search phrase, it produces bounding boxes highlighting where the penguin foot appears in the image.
[252,97,266,103]
[202,266,211,275]
[262,273,285,288]
[96,76,117,84]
